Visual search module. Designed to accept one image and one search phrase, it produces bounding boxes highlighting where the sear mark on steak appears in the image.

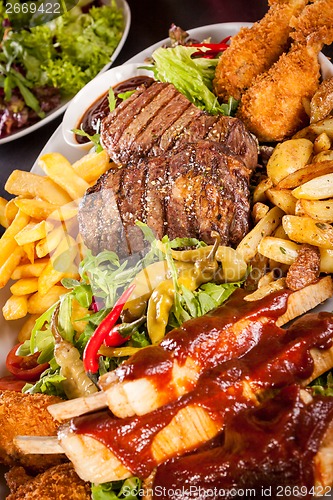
[78,141,251,258]
[100,81,258,171]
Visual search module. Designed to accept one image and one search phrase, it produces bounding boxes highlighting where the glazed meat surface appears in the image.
[100,81,258,171]
[78,140,251,257]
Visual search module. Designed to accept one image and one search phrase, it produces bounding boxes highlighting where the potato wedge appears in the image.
[276,161,333,190]
[244,278,286,302]
[252,202,270,224]
[300,199,333,223]
[258,237,300,265]
[313,132,331,154]
[266,138,313,185]
[282,215,333,249]
[292,173,333,200]
[266,188,297,215]
[313,150,333,163]
[252,177,273,203]
[38,153,90,200]
[5,170,72,205]
[236,207,284,263]
[319,248,333,274]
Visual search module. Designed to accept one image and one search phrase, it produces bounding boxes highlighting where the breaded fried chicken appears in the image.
[236,0,333,142]
[5,463,91,499]
[0,391,65,472]
[236,37,322,142]
[213,0,308,102]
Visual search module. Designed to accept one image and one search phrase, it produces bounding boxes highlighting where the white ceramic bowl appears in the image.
[62,62,154,151]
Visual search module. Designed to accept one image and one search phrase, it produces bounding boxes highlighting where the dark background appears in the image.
[0,0,332,198]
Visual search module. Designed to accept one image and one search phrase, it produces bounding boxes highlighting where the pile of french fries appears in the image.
[236,117,333,291]
[0,149,111,341]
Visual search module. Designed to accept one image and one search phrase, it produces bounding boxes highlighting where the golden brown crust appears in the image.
[5,464,92,500]
[213,0,307,102]
[0,390,65,472]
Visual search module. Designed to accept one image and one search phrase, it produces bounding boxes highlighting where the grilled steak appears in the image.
[100,81,258,171]
[79,140,251,257]
[79,80,258,257]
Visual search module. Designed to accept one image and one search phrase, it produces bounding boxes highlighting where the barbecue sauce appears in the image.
[75,76,155,144]
[72,290,333,481]
[152,386,333,499]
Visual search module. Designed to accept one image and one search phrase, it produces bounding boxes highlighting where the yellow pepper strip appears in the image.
[122,260,193,321]
[147,235,221,344]
[156,241,247,282]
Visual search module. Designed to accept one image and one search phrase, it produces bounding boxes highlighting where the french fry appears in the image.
[282,215,333,249]
[38,235,78,296]
[252,177,273,203]
[71,299,90,334]
[266,138,313,185]
[258,237,300,265]
[266,188,297,215]
[5,170,72,205]
[10,278,39,296]
[18,314,39,342]
[0,210,30,268]
[11,258,49,280]
[4,198,19,225]
[27,285,66,315]
[22,242,35,264]
[0,247,24,288]
[0,197,8,228]
[15,220,54,246]
[276,161,333,190]
[48,203,78,222]
[299,198,333,223]
[292,173,333,200]
[14,198,61,220]
[36,224,65,258]
[2,294,28,321]
[236,207,284,263]
[71,150,111,183]
[38,153,90,200]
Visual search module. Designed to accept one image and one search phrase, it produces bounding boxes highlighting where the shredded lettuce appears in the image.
[146,45,237,115]
[91,477,142,500]
[311,372,333,397]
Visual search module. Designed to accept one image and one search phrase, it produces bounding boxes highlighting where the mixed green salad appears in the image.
[0,0,125,138]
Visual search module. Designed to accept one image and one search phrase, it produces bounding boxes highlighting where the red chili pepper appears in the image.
[191,37,231,58]
[104,316,146,347]
[83,284,135,380]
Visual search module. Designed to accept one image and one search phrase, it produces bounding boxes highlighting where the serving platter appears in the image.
[0,21,333,499]
[0,0,131,145]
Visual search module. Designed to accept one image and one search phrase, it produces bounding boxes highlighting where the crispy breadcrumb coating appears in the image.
[236,39,321,142]
[236,0,333,142]
[0,391,65,472]
[213,0,308,102]
[5,464,91,499]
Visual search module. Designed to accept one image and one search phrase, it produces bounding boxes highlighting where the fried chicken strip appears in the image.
[0,391,64,472]
[5,463,91,500]
[213,0,308,102]
[237,0,333,142]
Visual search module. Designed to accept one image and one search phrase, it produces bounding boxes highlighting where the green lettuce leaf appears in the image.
[146,45,236,115]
